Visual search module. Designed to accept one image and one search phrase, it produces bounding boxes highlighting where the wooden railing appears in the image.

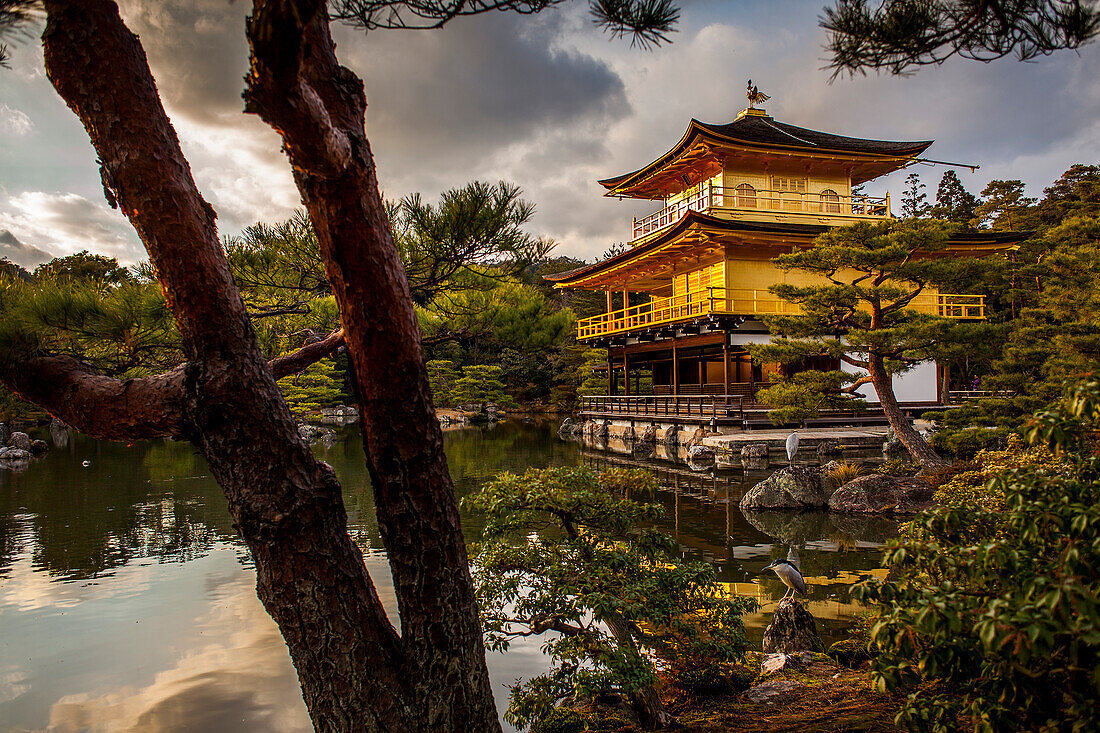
[632,181,891,239]
[948,389,1015,403]
[576,288,985,339]
[581,394,745,421]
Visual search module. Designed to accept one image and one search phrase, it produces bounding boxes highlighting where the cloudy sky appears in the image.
[0,0,1097,268]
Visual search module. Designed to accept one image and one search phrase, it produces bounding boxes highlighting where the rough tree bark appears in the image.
[244,3,500,729]
[8,2,499,731]
[855,299,949,471]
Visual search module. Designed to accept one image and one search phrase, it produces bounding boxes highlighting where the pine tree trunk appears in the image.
[604,616,674,729]
[244,4,500,730]
[867,354,948,469]
[35,2,498,731]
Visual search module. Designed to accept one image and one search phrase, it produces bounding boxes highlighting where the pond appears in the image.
[0,418,897,732]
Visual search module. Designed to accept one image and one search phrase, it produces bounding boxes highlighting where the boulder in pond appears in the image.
[8,431,32,452]
[687,426,708,448]
[828,473,934,514]
[30,439,48,454]
[741,442,770,471]
[743,510,834,546]
[662,425,679,447]
[298,424,336,442]
[639,424,658,444]
[739,466,830,510]
[687,444,715,470]
[0,447,31,462]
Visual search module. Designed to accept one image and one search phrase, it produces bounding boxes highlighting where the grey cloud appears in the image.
[0,191,142,264]
[337,12,630,185]
[0,229,53,269]
[117,0,252,127]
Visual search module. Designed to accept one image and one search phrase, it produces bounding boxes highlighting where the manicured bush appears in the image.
[856,383,1099,732]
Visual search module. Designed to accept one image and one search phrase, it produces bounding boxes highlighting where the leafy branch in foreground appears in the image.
[463,466,756,730]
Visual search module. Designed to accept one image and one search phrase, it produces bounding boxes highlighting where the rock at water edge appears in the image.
[828,473,934,514]
[740,466,830,510]
[8,432,32,452]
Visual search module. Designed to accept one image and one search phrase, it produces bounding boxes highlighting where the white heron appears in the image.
[763,559,807,600]
[785,431,800,463]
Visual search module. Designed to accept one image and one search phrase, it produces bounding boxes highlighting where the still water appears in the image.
[0,419,896,732]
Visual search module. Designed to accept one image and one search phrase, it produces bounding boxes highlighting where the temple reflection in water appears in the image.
[576,439,897,638]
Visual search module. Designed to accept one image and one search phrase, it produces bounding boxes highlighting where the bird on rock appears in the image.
[785,431,800,463]
[763,558,807,600]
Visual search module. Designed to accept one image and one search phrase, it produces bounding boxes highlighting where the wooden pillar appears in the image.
[624,353,631,395]
[606,290,613,314]
[608,355,616,395]
[723,338,731,396]
[749,357,756,401]
[672,344,679,396]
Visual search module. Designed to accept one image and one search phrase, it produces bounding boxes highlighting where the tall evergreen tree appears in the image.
[975,179,1038,231]
[750,220,976,468]
[1037,163,1100,224]
[900,172,930,218]
[930,169,979,224]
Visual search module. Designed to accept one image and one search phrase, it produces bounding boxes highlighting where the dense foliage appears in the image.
[463,466,756,729]
[855,385,1100,732]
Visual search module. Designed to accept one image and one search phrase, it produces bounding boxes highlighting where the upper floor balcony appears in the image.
[576,287,985,340]
[632,180,890,241]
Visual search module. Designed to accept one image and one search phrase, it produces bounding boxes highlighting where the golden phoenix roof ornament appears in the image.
[746,79,770,109]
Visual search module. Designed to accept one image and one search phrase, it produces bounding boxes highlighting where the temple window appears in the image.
[734,183,757,208]
[820,189,841,213]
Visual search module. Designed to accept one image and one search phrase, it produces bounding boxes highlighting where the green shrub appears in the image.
[874,458,919,477]
[856,384,1098,732]
[668,661,755,697]
[464,467,757,730]
[917,460,975,490]
[532,707,588,733]
[827,638,873,668]
[929,425,1011,459]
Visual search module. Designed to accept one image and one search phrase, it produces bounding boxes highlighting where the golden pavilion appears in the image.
[547,99,1024,427]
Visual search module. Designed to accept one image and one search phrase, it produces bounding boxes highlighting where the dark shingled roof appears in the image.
[543,214,833,284]
[700,115,932,156]
[544,212,1029,287]
[599,113,933,192]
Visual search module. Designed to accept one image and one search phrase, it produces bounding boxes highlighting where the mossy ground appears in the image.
[537,654,903,733]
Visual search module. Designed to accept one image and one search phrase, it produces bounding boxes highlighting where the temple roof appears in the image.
[599,110,934,198]
[547,211,1029,290]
